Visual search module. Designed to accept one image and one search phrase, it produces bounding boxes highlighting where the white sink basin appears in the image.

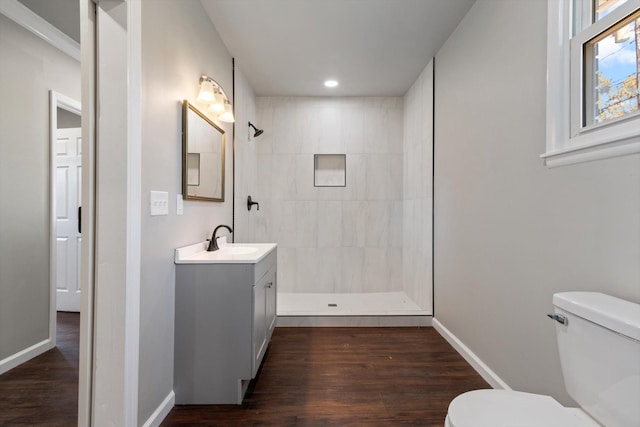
[218,246,258,255]
[175,240,276,264]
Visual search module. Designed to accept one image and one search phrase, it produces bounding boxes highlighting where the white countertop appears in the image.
[175,238,277,264]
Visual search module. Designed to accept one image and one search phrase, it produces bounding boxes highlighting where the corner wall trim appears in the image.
[142,390,175,427]
[0,0,80,61]
[0,338,53,375]
[432,318,511,390]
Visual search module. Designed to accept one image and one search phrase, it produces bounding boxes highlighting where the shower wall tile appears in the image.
[344,154,367,201]
[294,247,318,293]
[232,70,258,244]
[256,105,274,154]
[387,108,405,154]
[315,248,342,292]
[316,106,342,153]
[277,247,296,292]
[252,204,270,243]
[365,155,390,201]
[272,106,301,154]
[294,201,318,247]
[271,201,297,247]
[342,108,365,154]
[390,201,404,248]
[295,154,315,200]
[341,201,367,248]
[402,60,434,313]
[317,201,342,248]
[254,96,404,295]
[271,154,297,200]
[365,201,392,247]
[388,247,403,291]
[363,248,390,292]
[389,154,403,199]
[245,91,430,301]
[255,154,273,201]
[339,247,364,293]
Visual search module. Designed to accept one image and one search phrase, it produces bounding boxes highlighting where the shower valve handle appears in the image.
[247,195,260,211]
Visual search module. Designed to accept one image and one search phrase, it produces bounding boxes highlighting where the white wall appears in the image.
[403,59,434,313]
[252,97,404,295]
[0,13,80,363]
[433,0,640,404]
[139,0,234,423]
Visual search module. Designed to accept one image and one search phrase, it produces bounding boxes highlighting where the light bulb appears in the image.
[210,91,225,112]
[218,102,235,123]
[197,79,215,103]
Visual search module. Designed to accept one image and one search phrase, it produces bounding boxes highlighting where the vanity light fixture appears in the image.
[197,75,235,122]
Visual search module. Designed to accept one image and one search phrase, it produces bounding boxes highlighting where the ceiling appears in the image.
[201,0,475,97]
[14,0,475,97]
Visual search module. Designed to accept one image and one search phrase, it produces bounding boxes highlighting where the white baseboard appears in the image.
[142,390,175,427]
[432,318,511,390]
[0,338,53,375]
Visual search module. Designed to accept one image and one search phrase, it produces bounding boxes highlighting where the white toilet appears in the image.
[445,292,640,427]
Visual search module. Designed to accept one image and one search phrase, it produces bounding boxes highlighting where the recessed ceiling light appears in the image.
[324,80,338,88]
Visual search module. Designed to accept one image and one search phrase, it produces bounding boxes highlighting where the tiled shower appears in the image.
[236,61,434,319]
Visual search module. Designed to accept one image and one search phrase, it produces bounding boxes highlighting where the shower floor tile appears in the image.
[277,291,429,316]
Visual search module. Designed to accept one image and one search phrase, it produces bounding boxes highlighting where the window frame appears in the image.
[544,0,640,167]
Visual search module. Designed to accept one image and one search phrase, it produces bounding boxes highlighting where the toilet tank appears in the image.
[553,292,640,427]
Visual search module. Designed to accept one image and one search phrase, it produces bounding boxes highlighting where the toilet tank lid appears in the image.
[553,292,640,341]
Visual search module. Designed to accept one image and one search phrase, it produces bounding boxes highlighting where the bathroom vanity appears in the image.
[174,240,277,404]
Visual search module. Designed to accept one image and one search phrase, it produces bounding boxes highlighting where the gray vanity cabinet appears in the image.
[174,248,277,405]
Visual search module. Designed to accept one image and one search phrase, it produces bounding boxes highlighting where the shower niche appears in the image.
[314,154,346,187]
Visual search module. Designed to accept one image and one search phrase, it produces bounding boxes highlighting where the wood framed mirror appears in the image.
[182,100,225,201]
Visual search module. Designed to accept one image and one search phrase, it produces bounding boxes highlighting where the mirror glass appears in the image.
[182,100,225,201]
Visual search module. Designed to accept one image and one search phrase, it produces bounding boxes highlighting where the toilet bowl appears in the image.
[444,389,600,427]
[444,292,640,427]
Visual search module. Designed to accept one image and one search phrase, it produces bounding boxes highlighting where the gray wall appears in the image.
[433,0,640,405]
[139,0,234,423]
[0,14,80,362]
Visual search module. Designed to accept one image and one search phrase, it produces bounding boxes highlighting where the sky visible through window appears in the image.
[592,2,639,124]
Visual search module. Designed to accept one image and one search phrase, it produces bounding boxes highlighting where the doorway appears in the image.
[0,0,90,424]
[51,91,82,313]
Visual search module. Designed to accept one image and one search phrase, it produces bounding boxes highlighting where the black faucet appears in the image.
[207,224,233,251]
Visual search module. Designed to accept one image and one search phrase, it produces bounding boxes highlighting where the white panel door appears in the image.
[56,127,82,312]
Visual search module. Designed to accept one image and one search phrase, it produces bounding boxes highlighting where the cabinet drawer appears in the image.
[255,248,277,283]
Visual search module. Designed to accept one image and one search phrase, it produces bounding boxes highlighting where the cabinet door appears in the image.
[265,270,277,339]
[252,272,268,376]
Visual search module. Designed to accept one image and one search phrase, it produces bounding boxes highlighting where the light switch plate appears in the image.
[176,194,184,215]
[150,191,169,216]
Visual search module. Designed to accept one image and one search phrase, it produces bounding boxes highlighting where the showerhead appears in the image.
[248,122,264,138]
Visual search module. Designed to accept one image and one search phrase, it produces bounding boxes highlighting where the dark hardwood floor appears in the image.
[0,319,489,426]
[0,312,79,426]
[163,327,489,427]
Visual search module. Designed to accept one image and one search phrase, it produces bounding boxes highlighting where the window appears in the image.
[544,0,640,167]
